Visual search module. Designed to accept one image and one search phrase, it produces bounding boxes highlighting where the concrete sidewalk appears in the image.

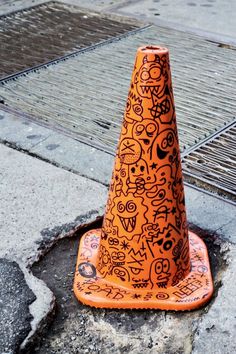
[0,1,236,353]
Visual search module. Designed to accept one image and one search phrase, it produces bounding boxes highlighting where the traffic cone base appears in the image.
[74,229,213,310]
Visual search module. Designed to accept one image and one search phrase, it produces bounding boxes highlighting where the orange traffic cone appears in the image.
[74,46,213,310]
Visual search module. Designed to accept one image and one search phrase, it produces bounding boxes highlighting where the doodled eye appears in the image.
[163,259,170,272]
[157,189,165,200]
[117,252,125,261]
[117,201,125,213]
[108,237,119,246]
[163,240,172,251]
[133,104,143,116]
[126,201,137,212]
[131,167,135,173]
[149,66,161,79]
[141,70,150,81]
[167,132,174,146]
[103,255,109,264]
[135,124,144,134]
[126,98,131,112]
[161,138,168,149]
[155,261,163,274]
[115,269,125,277]
[140,165,145,172]
[111,252,118,260]
[146,123,156,136]
[129,267,142,275]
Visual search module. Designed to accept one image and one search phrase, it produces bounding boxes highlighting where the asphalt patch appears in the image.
[0,259,36,354]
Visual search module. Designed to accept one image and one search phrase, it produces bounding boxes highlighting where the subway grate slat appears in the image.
[182,121,236,202]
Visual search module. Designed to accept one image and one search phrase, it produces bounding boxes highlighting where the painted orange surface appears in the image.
[74,46,213,310]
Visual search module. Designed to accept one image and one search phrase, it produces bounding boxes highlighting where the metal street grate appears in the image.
[0,25,236,156]
[0,1,139,79]
[182,121,236,202]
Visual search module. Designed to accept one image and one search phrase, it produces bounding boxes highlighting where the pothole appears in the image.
[31,222,228,354]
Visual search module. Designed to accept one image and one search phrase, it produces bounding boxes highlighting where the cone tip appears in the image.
[138,45,168,55]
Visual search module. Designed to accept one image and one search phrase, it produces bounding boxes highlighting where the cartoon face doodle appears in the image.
[119,138,142,165]
[78,262,97,278]
[150,84,175,123]
[112,266,130,282]
[151,129,176,161]
[125,90,143,123]
[111,251,126,266]
[117,200,137,232]
[150,129,180,180]
[150,258,171,289]
[108,237,119,248]
[111,193,148,239]
[131,278,149,289]
[152,227,176,255]
[132,119,159,154]
[97,245,112,277]
[129,158,149,180]
[135,54,167,99]
[127,159,157,195]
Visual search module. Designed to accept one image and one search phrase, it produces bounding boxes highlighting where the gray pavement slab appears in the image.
[0,259,36,354]
[0,142,107,350]
[0,0,125,16]
[31,132,114,185]
[0,109,51,150]
[0,143,107,264]
[193,244,236,354]
[0,108,114,185]
[184,185,236,243]
[2,0,236,43]
[114,0,236,40]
